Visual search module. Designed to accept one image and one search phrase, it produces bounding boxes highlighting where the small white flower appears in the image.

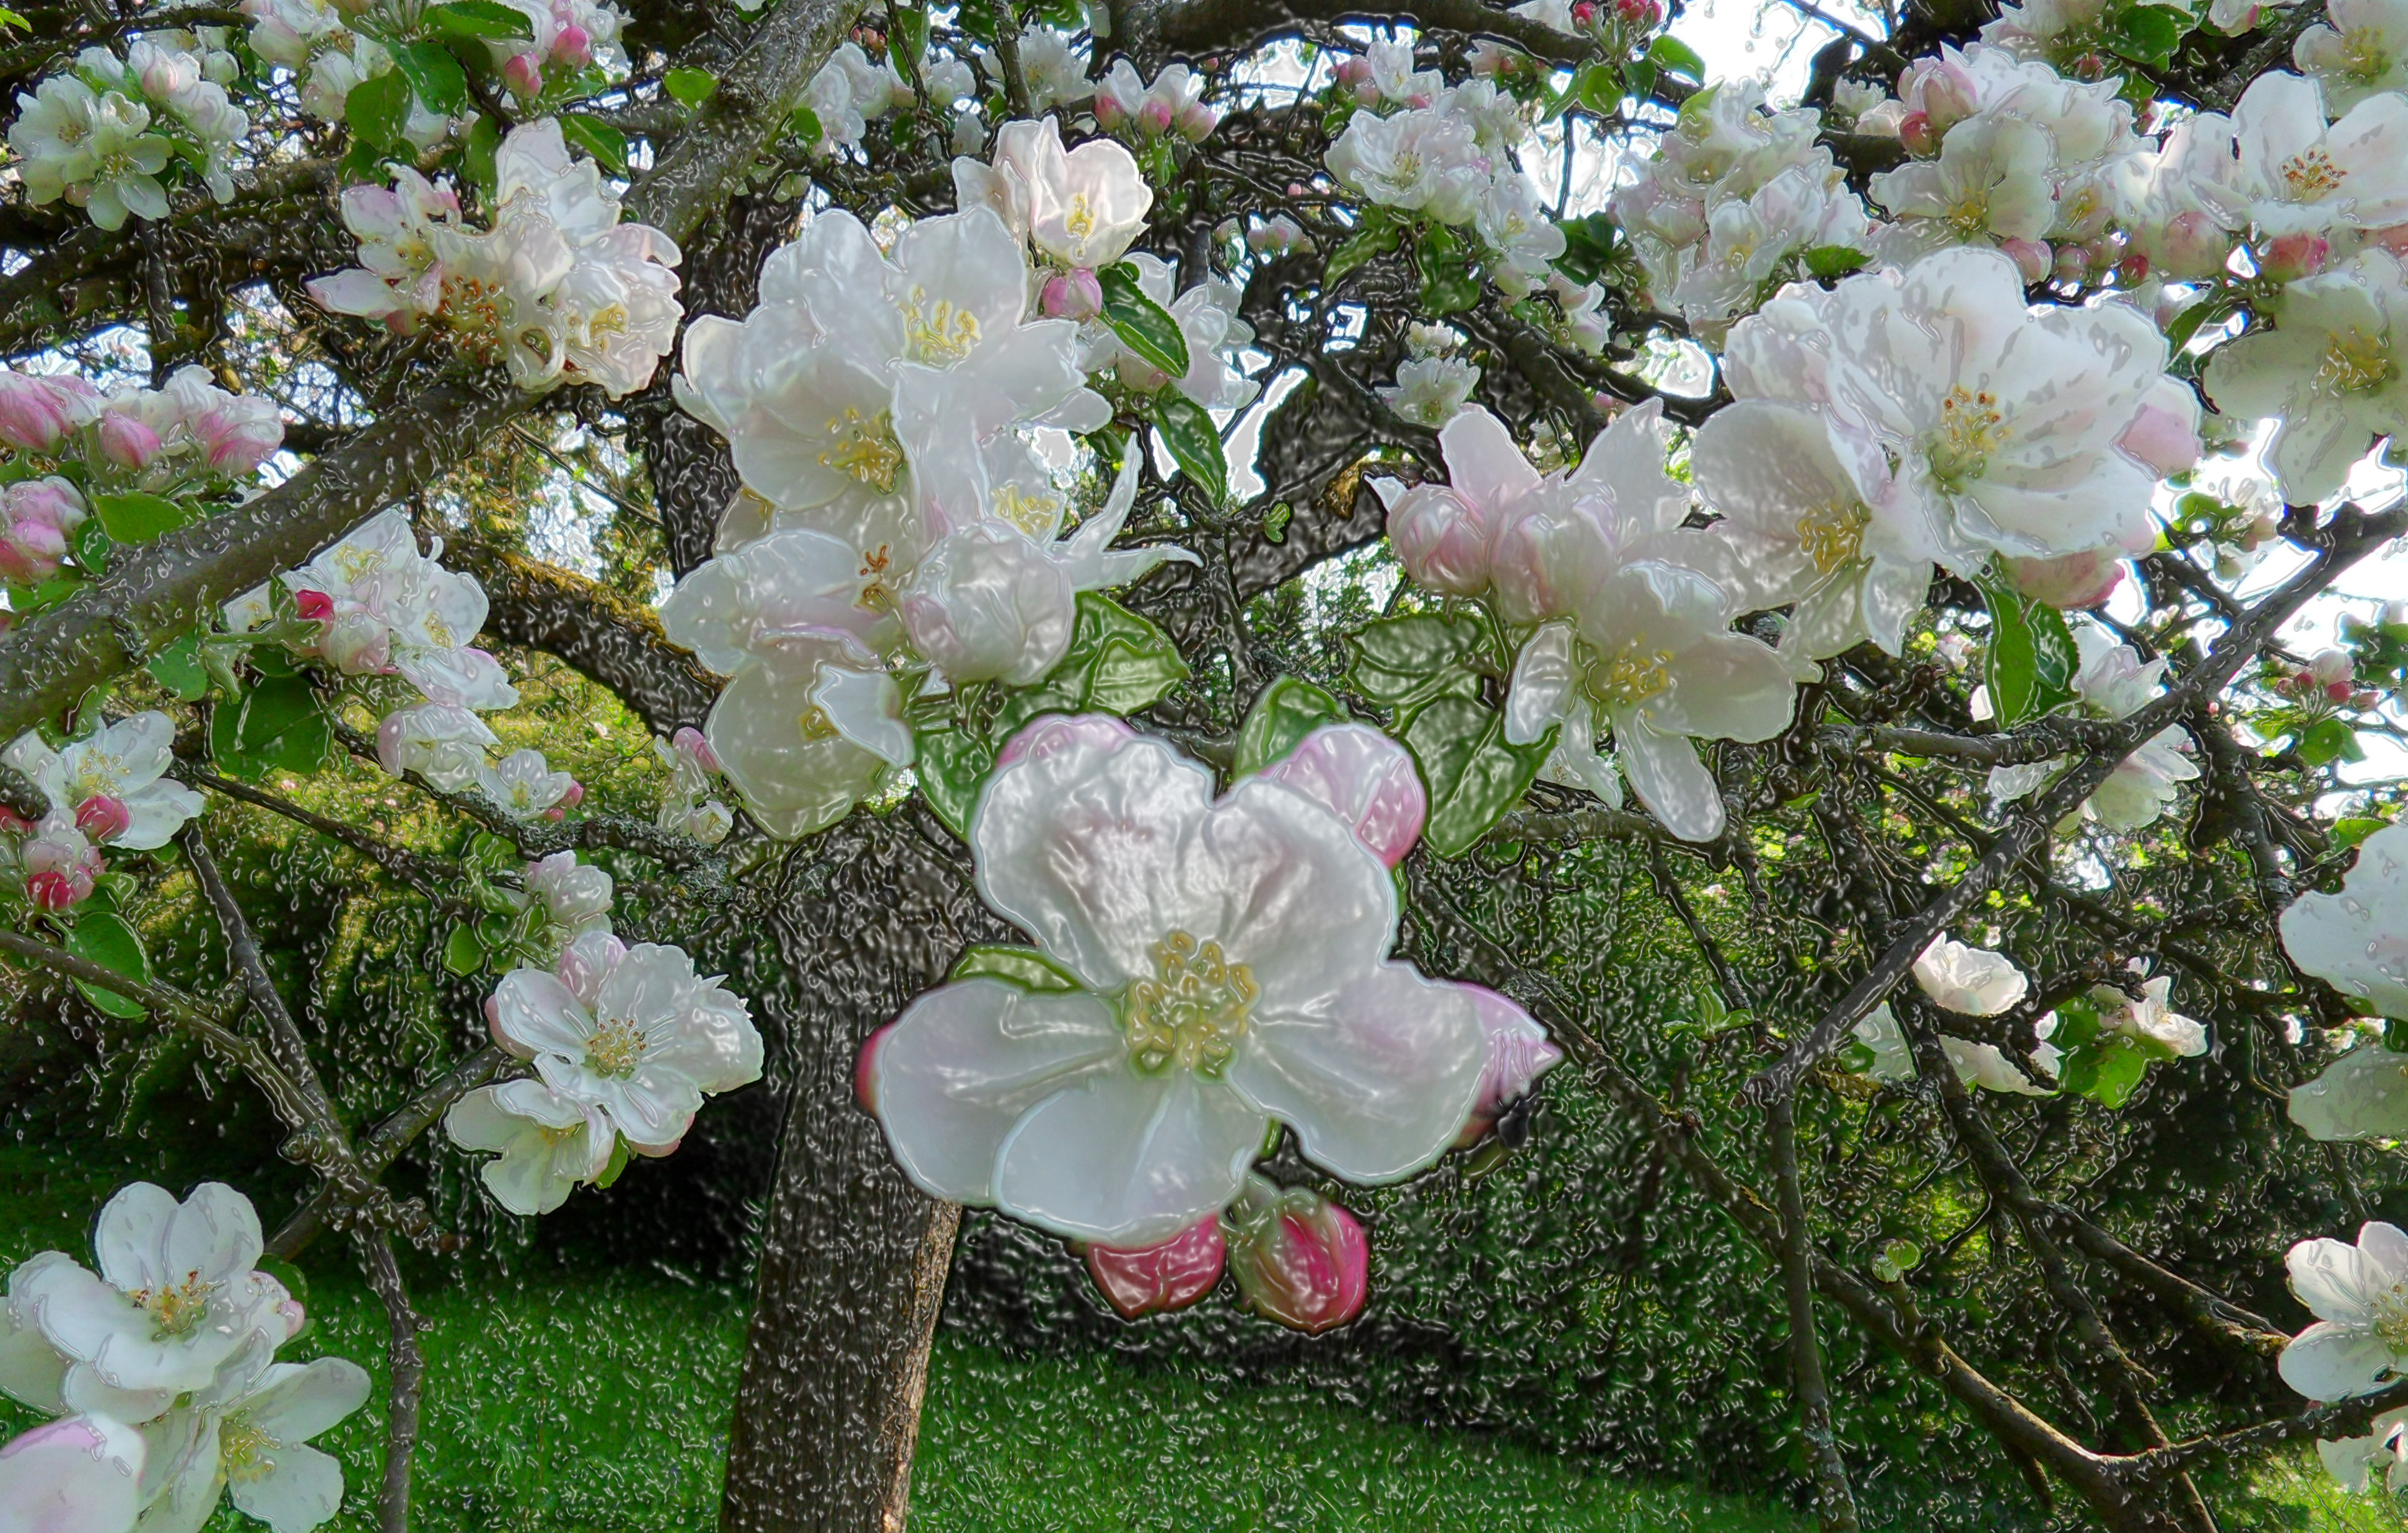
[486,933,763,1154]
[2,711,203,851]
[2283,820,2408,1022]
[2296,0,2408,115]
[2280,1221,2408,1400]
[1380,354,1481,428]
[445,1078,616,1214]
[478,748,578,819]
[525,851,613,941]
[375,701,499,793]
[2184,71,2408,237]
[2205,248,2408,505]
[1914,936,2030,1016]
[1325,107,1490,225]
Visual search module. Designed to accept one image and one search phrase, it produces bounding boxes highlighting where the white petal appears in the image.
[991,1064,1266,1245]
[2282,1320,2404,1401]
[225,1440,344,1533]
[1616,715,1725,843]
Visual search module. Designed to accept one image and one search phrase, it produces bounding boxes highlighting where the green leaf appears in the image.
[70,516,110,574]
[2164,292,2238,355]
[392,40,469,116]
[1552,211,1619,284]
[1152,393,1228,506]
[1977,570,2079,727]
[2058,1033,2152,1109]
[1097,261,1191,379]
[992,593,1189,736]
[1261,501,1292,544]
[1417,226,1480,316]
[91,491,193,545]
[2337,815,2393,850]
[789,106,823,146]
[1803,245,1870,279]
[950,945,1082,992]
[1234,675,1346,776]
[558,113,629,174]
[1347,611,1497,713]
[2101,2,2184,64]
[592,1135,631,1190]
[1323,214,1399,284]
[1648,34,1707,81]
[1621,59,1657,106]
[344,70,413,152]
[664,66,718,109]
[209,675,335,781]
[913,723,995,840]
[2298,717,2366,767]
[890,4,929,70]
[1570,61,1622,116]
[460,112,503,201]
[66,910,151,1019]
[1403,695,1552,858]
[442,924,488,977]
[424,0,536,39]
[146,633,208,701]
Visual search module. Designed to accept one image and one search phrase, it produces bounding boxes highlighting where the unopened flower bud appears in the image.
[1612,0,1661,27]
[97,411,161,470]
[0,371,90,452]
[2053,243,2091,283]
[2310,649,2355,689]
[551,21,592,68]
[672,725,720,773]
[1333,56,1372,90]
[1571,0,1599,23]
[72,794,130,842]
[1175,99,1218,142]
[1140,98,1175,134]
[1225,1175,1368,1333]
[1093,92,1125,130]
[1084,1215,1226,1317]
[559,780,584,808]
[502,50,544,96]
[2156,211,2229,280]
[1898,110,1937,156]
[293,588,336,622]
[1040,267,1105,320]
[2000,237,2053,284]
[2259,232,2329,283]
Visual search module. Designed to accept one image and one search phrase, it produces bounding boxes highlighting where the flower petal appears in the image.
[991,1064,1266,1245]
[2283,1320,2404,1401]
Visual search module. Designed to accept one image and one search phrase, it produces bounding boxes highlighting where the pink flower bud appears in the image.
[2156,211,2229,280]
[1141,98,1175,134]
[2260,232,2329,282]
[2007,548,2124,610]
[1093,92,1125,130]
[22,819,101,911]
[1039,267,1105,321]
[97,412,161,470]
[1084,1215,1227,1318]
[0,807,33,837]
[672,725,720,773]
[502,51,544,96]
[1898,111,1937,156]
[2310,649,2355,688]
[2000,237,2052,284]
[1612,0,1660,26]
[72,794,130,842]
[293,588,336,622]
[1225,1178,1368,1334]
[0,508,69,582]
[559,780,584,807]
[551,21,592,68]
[1455,988,1563,1146]
[0,371,90,452]
[1572,0,1599,22]
[2052,244,2090,283]
[1175,99,1219,142]
[1385,484,1494,597]
[25,870,84,910]
[1333,57,1372,90]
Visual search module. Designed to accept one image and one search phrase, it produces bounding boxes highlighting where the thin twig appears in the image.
[356,1229,424,1533]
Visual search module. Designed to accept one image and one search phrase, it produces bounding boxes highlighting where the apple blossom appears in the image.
[1083,1216,1227,1319]
[1850,1001,2063,1092]
[2185,72,2408,239]
[1325,107,1490,225]
[2098,969,2207,1057]
[1455,986,1563,1144]
[2280,1221,2408,1400]
[17,814,102,911]
[2,712,202,852]
[2319,1408,2408,1493]
[1914,936,2031,1016]
[1257,723,1428,869]
[486,932,762,1156]
[2204,248,2408,504]
[0,477,86,583]
[864,722,1491,1245]
[0,1414,146,1533]
[478,748,579,820]
[1224,1174,1371,1333]
[2282,820,2408,1022]
[10,1182,278,1397]
[1079,252,1259,408]
[0,369,97,450]
[2296,0,2408,114]
[445,1078,617,1215]
[694,636,912,839]
[1984,626,2200,830]
[957,116,1152,271]
[1380,354,1481,427]
[376,700,499,793]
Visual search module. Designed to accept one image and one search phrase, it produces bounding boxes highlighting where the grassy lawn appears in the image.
[0,1145,2397,1531]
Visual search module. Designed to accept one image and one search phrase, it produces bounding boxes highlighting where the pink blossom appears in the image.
[2000,237,2053,284]
[1455,987,1562,1146]
[1259,723,1425,868]
[72,794,131,843]
[0,480,79,580]
[502,50,544,95]
[2007,548,2126,609]
[551,21,592,67]
[2261,232,2331,283]
[1040,268,1104,321]
[22,815,102,910]
[95,411,160,470]
[672,726,720,773]
[992,713,1138,770]
[0,371,94,452]
[1084,1215,1227,1318]
[1225,1176,1370,1333]
[1176,100,1219,142]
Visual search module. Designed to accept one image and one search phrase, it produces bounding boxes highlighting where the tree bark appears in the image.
[719,812,1009,1532]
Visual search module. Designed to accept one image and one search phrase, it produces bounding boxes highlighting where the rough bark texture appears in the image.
[719,812,1012,1533]
[626,190,805,576]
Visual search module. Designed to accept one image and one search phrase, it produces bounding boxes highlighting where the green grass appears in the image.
[0,1144,2399,1531]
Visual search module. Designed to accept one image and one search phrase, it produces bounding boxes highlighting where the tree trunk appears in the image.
[719,812,1008,1532]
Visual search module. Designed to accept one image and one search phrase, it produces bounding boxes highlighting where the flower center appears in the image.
[2374,1282,2408,1355]
[795,705,839,743]
[1122,930,1254,1078]
[2342,25,2391,77]
[896,286,983,364]
[2280,146,2346,201]
[219,1416,276,1485]
[990,482,1064,536]
[818,407,903,491]
[1795,499,1870,576]
[1583,641,1676,709]
[2316,328,2394,395]
[128,1270,214,1341]
[585,1016,645,1078]
[1926,385,2007,490]
[1063,193,1098,242]
[1390,149,1424,185]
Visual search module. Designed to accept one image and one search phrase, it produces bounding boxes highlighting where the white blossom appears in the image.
[2282,820,2408,1021]
[2297,0,2408,114]
[2205,248,2408,504]
[2,711,202,851]
[1325,107,1490,225]
[2280,1221,2408,1400]
[1984,626,2200,830]
[478,747,578,820]
[1914,935,2031,1015]
[2183,71,2408,237]
[445,1078,616,1215]
[1380,354,1481,427]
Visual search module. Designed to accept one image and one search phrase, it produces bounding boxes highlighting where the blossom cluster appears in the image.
[447,932,763,1214]
[0,712,203,915]
[7,32,248,228]
[859,714,1558,1329]
[308,119,681,398]
[0,1182,369,1533]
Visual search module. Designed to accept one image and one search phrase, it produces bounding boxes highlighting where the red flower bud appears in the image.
[1224,1176,1368,1334]
[1084,1215,1227,1318]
